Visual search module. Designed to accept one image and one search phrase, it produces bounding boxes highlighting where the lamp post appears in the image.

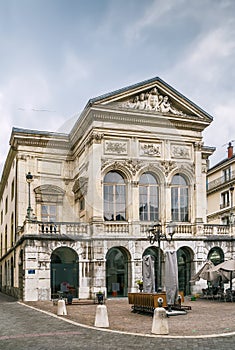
[147,221,176,292]
[26,172,33,220]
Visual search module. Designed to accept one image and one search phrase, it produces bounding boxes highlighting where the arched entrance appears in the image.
[207,247,224,266]
[106,247,129,297]
[50,247,78,298]
[143,246,163,292]
[177,247,192,295]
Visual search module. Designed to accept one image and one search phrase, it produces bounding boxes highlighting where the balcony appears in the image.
[16,220,233,243]
[220,202,230,209]
[207,170,235,192]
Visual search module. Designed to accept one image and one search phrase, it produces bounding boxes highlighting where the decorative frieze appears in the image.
[104,140,128,155]
[140,143,161,157]
[171,144,191,159]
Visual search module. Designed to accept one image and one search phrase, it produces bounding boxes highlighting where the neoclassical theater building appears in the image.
[0,76,234,301]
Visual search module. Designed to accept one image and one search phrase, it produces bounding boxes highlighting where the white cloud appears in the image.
[124,0,179,42]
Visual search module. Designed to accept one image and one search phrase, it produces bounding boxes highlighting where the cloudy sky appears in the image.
[1,0,235,176]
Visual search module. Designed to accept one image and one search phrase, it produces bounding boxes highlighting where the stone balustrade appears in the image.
[18,220,234,240]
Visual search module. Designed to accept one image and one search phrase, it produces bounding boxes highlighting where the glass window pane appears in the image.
[139,172,159,221]
[103,172,126,221]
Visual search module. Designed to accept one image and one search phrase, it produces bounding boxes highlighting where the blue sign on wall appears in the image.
[28,269,35,274]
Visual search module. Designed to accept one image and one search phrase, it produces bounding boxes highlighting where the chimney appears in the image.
[228,142,233,159]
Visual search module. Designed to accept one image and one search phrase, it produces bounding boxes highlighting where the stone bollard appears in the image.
[94,305,109,328]
[151,298,169,335]
[57,299,67,316]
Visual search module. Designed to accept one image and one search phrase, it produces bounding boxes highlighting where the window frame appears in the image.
[171,174,189,222]
[139,172,159,222]
[103,171,127,221]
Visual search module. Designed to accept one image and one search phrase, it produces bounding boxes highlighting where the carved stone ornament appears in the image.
[194,141,204,151]
[171,145,190,159]
[105,141,127,155]
[120,86,186,116]
[140,143,161,157]
[86,132,104,146]
[124,159,142,175]
[160,160,176,177]
[101,159,143,175]
[34,185,65,204]
[72,177,88,200]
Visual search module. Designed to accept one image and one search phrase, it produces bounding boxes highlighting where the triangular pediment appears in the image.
[87,77,213,123]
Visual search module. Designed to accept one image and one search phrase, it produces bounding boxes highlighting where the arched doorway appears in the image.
[207,247,224,266]
[106,247,129,297]
[143,246,163,292]
[177,247,192,295]
[50,247,78,298]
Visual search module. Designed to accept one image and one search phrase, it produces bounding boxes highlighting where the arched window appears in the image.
[171,174,189,222]
[103,171,126,221]
[208,247,224,266]
[139,173,159,221]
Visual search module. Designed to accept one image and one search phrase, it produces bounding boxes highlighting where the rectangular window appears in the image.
[79,197,85,211]
[11,180,15,201]
[223,168,231,182]
[220,191,230,209]
[41,204,57,222]
[5,196,8,215]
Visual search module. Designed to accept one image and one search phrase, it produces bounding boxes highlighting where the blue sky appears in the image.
[1,0,235,175]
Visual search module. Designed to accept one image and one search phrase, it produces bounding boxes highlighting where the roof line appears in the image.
[85,76,213,121]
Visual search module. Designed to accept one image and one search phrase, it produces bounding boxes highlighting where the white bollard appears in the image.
[151,307,169,335]
[57,299,67,316]
[94,305,109,328]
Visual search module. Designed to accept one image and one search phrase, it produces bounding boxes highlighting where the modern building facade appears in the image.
[0,76,234,301]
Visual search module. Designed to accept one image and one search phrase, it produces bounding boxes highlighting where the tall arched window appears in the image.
[171,174,189,222]
[139,173,159,221]
[103,171,126,221]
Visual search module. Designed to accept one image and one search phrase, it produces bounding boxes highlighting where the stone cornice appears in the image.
[10,128,71,150]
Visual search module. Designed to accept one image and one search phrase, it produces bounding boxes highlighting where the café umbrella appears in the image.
[210,259,235,290]
[190,260,219,283]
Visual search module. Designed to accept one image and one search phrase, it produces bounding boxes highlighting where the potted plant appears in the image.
[96,291,104,304]
[136,280,143,292]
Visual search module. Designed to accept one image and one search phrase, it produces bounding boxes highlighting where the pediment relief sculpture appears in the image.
[119,87,186,116]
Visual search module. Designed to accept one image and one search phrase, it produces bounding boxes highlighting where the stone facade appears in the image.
[0,77,234,301]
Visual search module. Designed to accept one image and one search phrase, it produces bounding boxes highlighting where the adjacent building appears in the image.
[206,142,235,266]
[0,76,234,301]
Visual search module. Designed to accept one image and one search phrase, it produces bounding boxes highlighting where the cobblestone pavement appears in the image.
[1,293,235,350]
[25,296,235,337]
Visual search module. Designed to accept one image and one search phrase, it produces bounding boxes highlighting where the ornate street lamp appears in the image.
[26,172,33,220]
[147,221,176,292]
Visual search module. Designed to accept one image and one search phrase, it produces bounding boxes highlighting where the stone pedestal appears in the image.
[94,305,109,328]
[151,307,169,335]
[57,299,67,316]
